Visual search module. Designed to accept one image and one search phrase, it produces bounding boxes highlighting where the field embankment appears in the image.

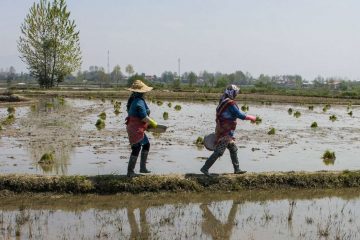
[1,171,360,194]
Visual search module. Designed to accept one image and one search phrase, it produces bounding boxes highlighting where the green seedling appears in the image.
[308,106,314,110]
[288,108,293,115]
[163,112,169,120]
[167,102,172,108]
[293,111,301,118]
[311,122,318,128]
[195,136,204,146]
[322,150,336,165]
[241,104,249,112]
[348,111,353,117]
[156,100,163,106]
[7,106,15,114]
[38,152,55,165]
[98,112,106,120]
[174,105,182,111]
[95,119,105,130]
[329,115,337,122]
[268,128,275,135]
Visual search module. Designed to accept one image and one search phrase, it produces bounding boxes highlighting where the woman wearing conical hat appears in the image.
[125,80,158,177]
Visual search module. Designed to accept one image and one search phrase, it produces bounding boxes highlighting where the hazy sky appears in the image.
[1,0,360,80]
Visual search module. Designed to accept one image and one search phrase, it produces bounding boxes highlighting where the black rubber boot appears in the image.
[127,155,138,178]
[229,144,246,174]
[200,152,220,177]
[140,150,151,173]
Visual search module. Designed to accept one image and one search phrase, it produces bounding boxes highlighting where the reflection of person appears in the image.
[125,80,158,177]
[200,201,239,239]
[201,85,256,176]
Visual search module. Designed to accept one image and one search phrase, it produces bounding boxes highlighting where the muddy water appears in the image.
[0,98,359,175]
[0,189,360,239]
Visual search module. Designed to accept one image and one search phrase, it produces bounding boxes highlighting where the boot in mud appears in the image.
[127,155,139,178]
[140,150,151,173]
[229,143,247,174]
[200,152,219,177]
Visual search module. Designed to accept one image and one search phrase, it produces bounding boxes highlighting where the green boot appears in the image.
[127,155,138,177]
[140,150,151,173]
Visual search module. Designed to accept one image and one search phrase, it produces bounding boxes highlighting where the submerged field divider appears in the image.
[1,171,360,194]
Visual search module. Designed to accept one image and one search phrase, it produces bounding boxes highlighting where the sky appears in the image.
[1,0,360,80]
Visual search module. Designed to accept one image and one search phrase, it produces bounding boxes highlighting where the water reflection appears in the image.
[21,97,80,174]
[1,190,360,239]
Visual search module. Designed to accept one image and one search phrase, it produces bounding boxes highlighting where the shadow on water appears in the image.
[1,189,360,239]
[21,97,80,174]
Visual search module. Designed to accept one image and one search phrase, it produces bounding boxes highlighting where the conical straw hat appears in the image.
[126,80,153,93]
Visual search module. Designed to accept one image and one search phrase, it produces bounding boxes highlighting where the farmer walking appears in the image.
[125,80,158,177]
[201,84,256,176]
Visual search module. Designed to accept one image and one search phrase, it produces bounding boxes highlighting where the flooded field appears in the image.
[0,189,360,239]
[0,97,359,175]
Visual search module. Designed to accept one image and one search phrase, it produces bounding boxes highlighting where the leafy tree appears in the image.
[161,71,175,83]
[111,65,122,86]
[18,0,81,88]
[188,71,197,87]
[216,76,229,88]
[125,64,134,77]
[127,73,145,87]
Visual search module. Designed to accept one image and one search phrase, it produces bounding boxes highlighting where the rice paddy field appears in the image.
[0,96,359,175]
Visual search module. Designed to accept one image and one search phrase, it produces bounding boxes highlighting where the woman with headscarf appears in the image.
[200,84,256,176]
[125,80,158,177]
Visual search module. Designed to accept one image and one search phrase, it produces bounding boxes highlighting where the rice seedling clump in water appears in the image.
[195,136,204,146]
[329,115,337,122]
[98,112,106,120]
[311,122,318,128]
[7,106,15,114]
[268,128,275,135]
[38,152,55,164]
[293,111,301,118]
[174,105,182,111]
[163,112,169,120]
[288,108,293,115]
[95,119,105,130]
[322,150,336,160]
